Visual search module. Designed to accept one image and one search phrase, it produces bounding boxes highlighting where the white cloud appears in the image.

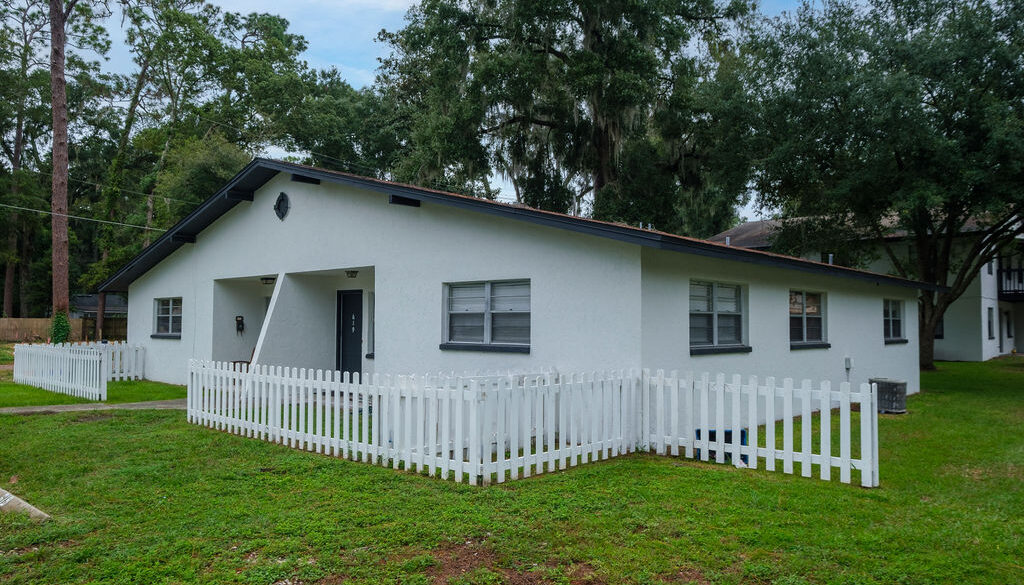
[95,0,416,88]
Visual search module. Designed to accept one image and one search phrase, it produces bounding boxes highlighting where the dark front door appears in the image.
[336,290,363,373]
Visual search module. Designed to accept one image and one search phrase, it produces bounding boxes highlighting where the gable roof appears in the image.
[98,158,938,292]
[708,219,779,249]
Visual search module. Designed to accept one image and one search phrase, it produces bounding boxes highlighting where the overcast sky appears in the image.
[99,0,802,217]
[105,0,801,88]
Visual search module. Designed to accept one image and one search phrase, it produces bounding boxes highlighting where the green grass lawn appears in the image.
[0,371,185,407]
[0,359,1021,585]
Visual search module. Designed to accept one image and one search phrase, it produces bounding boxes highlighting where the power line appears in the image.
[193,112,512,200]
[53,102,516,205]
[0,203,166,232]
[22,168,195,204]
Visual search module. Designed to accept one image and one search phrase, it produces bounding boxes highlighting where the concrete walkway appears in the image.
[0,399,186,415]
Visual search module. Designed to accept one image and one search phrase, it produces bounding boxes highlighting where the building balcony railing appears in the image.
[997,268,1024,301]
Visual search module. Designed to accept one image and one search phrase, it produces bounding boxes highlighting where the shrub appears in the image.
[51,312,71,343]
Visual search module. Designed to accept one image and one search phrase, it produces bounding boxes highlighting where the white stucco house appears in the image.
[711,220,1023,362]
[99,159,931,392]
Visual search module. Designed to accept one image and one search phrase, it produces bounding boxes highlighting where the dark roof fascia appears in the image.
[97,158,271,291]
[99,158,939,293]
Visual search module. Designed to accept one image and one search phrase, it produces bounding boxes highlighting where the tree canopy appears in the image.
[377,0,754,234]
[746,0,1024,367]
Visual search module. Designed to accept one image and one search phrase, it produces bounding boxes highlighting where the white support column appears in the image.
[251,272,285,364]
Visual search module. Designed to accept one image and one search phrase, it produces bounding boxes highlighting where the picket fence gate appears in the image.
[187,361,879,488]
[13,343,108,400]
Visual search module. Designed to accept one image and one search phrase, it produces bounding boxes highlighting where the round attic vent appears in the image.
[274,192,290,220]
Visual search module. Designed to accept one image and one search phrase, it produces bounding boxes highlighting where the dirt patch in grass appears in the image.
[564,563,602,584]
[423,540,603,585]
[335,540,604,585]
[663,567,713,585]
[1,540,76,557]
[943,463,1023,481]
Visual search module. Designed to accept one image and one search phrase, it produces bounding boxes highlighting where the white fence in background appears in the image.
[13,343,108,400]
[187,361,879,488]
[75,341,145,381]
[13,341,143,385]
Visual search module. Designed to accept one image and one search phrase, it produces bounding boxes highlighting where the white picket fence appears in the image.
[187,362,879,488]
[13,343,108,400]
[74,341,145,381]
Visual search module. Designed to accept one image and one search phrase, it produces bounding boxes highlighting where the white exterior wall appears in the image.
[930,260,1014,362]
[979,262,998,360]
[128,174,641,384]
[128,242,207,384]
[978,262,1007,361]
[1014,307,1024,355]
[641,249,921,394]
[210,279,269,363]
[998,301,1018,355]
[933,275,984,361]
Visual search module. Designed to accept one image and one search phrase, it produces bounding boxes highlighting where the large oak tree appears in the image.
[748,0,1024,368]
[377,0,753,236]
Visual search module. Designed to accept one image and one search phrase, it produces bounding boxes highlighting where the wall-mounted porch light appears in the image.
[345,270,359,278]
[260,276,276,285]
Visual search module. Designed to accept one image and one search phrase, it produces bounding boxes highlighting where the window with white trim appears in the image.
[790,290,825,343]
[444,280,530,347]
[883,299,903,341]
[689,282,744,347]
[154,297,182,336]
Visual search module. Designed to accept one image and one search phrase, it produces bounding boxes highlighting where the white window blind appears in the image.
[446,280,530,346]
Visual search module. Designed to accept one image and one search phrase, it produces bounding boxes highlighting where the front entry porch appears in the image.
[211,267,375,374]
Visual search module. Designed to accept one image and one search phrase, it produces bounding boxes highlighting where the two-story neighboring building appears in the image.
[711,220,1022,362]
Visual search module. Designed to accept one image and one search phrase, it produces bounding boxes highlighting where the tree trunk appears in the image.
[592,121,614,195]
[49,0,70,315]
[18,234,30,318]
[918,303,938,370]
[95,291,105,340]
[2,236,15,317]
